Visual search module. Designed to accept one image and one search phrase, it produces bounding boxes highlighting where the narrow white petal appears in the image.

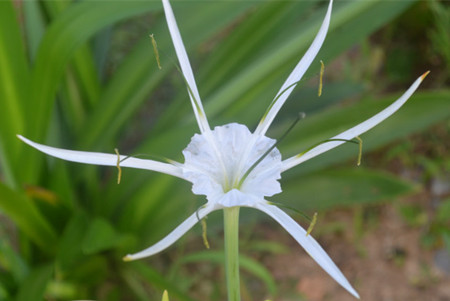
[255,0,333,136]
[255,202,360,299]
[124,203,218,261]
[162,0,210,133]
[282,72,429,171]
[17,135,184,179]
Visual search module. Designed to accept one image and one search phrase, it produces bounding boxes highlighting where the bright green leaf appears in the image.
[277,168,417,210]
[0,182,57,253]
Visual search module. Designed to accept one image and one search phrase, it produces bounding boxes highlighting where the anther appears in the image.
[195,205,210,249]
[150,34,162,69]
[318,60,324,97]
[306,212,318,236]
[201,218,210,249]
[114,148,122,184]
[355,136,362,166]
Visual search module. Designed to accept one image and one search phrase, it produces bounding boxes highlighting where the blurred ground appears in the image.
[262,199,449,301]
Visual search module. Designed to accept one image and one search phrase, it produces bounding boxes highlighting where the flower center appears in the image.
[182,123,282,207]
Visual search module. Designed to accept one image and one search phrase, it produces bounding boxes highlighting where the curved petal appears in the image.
[254,202,360,299]
[255,0,333,136]
[17,135,184,179]
[124,203,218,261]
[282,72,429,172]
[162,0,210,133]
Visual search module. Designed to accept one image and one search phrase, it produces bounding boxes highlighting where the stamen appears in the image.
[296,137,364,166]
[239,113,306,187]
[318,60,324,97]
[114,148,122,184]
[115,150,174,184]
[259,80,304,124]
[195,205,210,249]
[268,201,312,222]
[119,153,174,165]
[306,212,318,236]
[201,218,210,249]
[355,136,362,166]
[170,62,206,121]
[150,34,162,70]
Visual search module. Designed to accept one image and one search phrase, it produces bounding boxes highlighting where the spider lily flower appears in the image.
[18,0,429,298]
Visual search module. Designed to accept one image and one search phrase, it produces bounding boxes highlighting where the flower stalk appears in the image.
[224,207,241,301]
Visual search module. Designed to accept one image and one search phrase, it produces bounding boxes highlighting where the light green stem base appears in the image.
[224,207,240,301]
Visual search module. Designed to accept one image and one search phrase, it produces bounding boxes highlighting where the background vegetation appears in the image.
[0,0,448,300]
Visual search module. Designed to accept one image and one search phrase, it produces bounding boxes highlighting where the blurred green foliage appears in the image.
[0,0,449,300]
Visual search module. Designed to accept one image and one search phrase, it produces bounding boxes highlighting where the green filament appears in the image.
[297,136,363,166]
[239,113,305,188]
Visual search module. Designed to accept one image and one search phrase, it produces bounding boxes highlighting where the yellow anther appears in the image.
[150,34,162,70]
[306,212,318,236]
[355,136,363,166]
[114,148,122,184]
[201,218,210,249]
[318,60,325,97]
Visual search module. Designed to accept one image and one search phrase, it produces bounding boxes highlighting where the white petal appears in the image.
[17,135,184,179]
[255,202,360,299]
[162,0,210,133]
[217,189,260,208]
[123,203,218,261]
[255,0,333,136]
[282,72,429,171]
[182,123,282,203]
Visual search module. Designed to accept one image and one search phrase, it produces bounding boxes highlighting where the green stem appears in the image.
[223,206,241,301]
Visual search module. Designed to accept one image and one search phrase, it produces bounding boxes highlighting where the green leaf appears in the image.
[200,0,417,125]
[16,264,53,301]
[56,212,89,271]
[179,251,277,296]
[0,1,29,187]
[0,239,29,283]
[0,182,57,253]
[66,255,109,286]
[82,217,122,255]
[443,232,450,254]
[79,1,255,149]
[21,1,161,183]
[277,168,417,210]
[28,1,160,139]
[22,0,46,61]
[0,283,10,300]
[124,262,195,301]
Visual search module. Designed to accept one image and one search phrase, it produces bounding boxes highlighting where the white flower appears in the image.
[18,0,429,298]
